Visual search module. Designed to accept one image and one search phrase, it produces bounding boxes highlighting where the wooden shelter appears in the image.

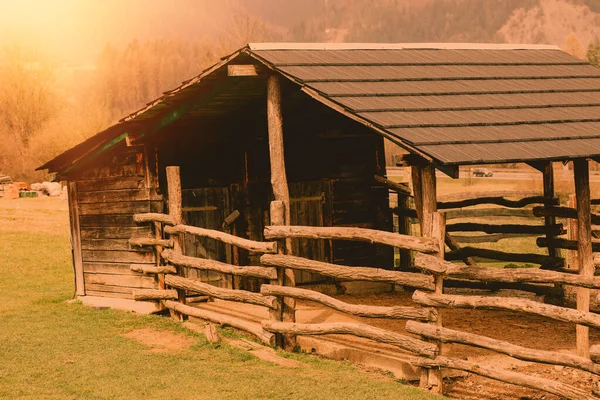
[39,42,600,305]
[39,43,600,396]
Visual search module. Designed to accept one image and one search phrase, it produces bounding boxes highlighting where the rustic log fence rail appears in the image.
[128,179,600,398]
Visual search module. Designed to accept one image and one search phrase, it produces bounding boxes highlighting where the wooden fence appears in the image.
[126,167,600,399]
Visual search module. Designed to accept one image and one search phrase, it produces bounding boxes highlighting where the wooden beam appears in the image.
[260,284,437,321]
[162,249,277,279]
[262,321,438,358]
[133,212,176,226]
[67,181,85,296]
[260,254,435,290]
[406,321,600,375]
[164,300,275,346]
[416,252,600,289]
[165,275,277,309]
[165,224,277,253]
[439,195,554,209]
[413,356,595,400]
[267,75,295,350]
[435,164,459,179]
[227,64,264,77]
[537,237,600,252]
[133,289,178,301]
[374,174,411,196]
[445,247,565,269]
[446,222,563,235]
[533,206,600,225]
[575,158,593,358]
[413,290,600,329]
[263,225,438,253]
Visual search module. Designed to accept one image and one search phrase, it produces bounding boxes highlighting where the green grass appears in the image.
[0,199,441,400]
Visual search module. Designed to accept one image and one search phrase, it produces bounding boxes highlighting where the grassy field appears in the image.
[0,198,441,400]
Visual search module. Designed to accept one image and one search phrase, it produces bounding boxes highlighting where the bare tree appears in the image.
[0,45,59,154]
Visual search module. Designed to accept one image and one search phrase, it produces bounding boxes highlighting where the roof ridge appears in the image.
[248,43,562,51]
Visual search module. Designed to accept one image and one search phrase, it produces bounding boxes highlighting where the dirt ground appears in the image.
[123,328,194,353]
[331,289,600,399]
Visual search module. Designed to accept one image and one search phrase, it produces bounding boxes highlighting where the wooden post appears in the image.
[67,181,85,296]
[543,162,559,258]
[270,201,285,347]
[543,161,563,302]
[167,166,185,321]
[574,159,593,358]
[411,166,423,234]
[568,194,579,270]
[267,74,296,349]
[418,165,444,395]
[398,194,413,271]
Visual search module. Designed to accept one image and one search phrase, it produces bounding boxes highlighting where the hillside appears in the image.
[279,0,599,54]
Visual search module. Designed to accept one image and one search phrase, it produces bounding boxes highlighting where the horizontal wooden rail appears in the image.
[133,213,176,226]
[130,264,177,275]
[445,247,565,269]
[165,275,277,309]
[537,237,600,252]
[133,289,178,301]
[164,300,275,346]
[438,196,556,210]
[163,249,277,280]
[444,279,561,296]
[165,224,277,253]
[437,190,542,202]
[416,253,600,289]
[452,233,538,244]
[406,321,600,376]
[263,225,438,253]
[394,208,541,222]
[446,222,563,235]
[392,207,417,219]
[129,237,174,248]
[374,175,411,196]
[261,254,435,290]
[533,206,600,225]
[262,321,437,358]
[413,356,594,400]
[413,290,600,329]
[260,284,437,321]
[445,208,537,220]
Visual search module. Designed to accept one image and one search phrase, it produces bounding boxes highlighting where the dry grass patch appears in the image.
[124,328,195,353]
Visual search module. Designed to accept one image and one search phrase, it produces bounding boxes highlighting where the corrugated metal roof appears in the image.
[39,44,600,172]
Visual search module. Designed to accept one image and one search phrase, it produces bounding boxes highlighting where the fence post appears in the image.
[267,74,296,349]
[269,200,286,348]
[416,164,445,395]
[166,166,185,321]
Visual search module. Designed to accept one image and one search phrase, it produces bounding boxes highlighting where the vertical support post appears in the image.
[418,165,444,395]
[411,166,423,233]
[574,159,592,358]
[398,194,413,271]
[568,194,579,270]
[543,161,558,258]
[267,74,296,349]
[166,166,185,321]
[67,181,85,296]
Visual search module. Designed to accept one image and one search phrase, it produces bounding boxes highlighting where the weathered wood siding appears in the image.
[181,187,233,288]
[72,147,161,299]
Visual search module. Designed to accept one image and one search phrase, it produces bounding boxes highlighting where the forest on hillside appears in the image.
[1,0,599,181]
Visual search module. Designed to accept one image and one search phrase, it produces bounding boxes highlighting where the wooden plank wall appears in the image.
[74,147,161,299]
[181,187,232,288]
